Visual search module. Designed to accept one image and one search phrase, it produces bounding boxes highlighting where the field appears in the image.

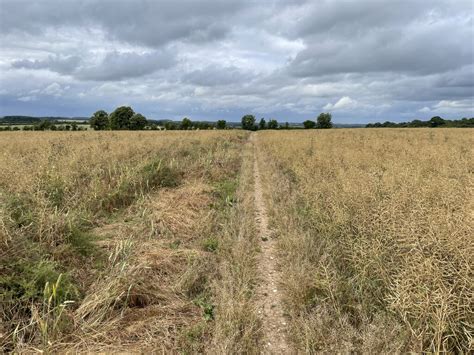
[1,129,473,352]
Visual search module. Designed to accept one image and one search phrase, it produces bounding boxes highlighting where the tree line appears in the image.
[241,112,333,130]
[89,106,232,130]
[366,116,474,128]
[0,121,86,131]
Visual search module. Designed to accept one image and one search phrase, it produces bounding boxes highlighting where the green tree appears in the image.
[259,117,266,130]
[316,112,333,129]
[303,120,316,129]
[181,117,192,130]
[216,120,226,129]
[267,119,278,129]
[129,113,147,130]
[164,121,177,130]
[89,110,109,130]
[429,116,445,127]
[110,106,134,130]
[241,114,256,130]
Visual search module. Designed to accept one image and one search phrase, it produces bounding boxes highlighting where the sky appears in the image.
[0,0,473,123]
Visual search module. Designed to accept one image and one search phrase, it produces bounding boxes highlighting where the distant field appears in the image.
[1,129,472,353]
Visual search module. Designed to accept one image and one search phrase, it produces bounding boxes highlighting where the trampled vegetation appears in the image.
[1,128,472,353]
[0,130,262,352]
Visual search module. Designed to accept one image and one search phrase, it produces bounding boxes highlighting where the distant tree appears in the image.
[429,116,445,127]
[129,113,147,130]
[303,120,316,129]
[71,122,78,131]
[164,121,177,130]
[267,119,278,129]
[316,112,333,129]
[259,118,266,130]
[110,106,134,130]
[90,110,109,130]
[181,117,192,130]
[195,121,214,130]
[216,120,226,129]
[241,114,256,130]
[36,120,52,131]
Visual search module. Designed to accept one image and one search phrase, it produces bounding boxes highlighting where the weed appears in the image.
[213,179,237,208]
[202,236,219,252]
[66,226,97,256]
[142,159,182,188]
[40,174,66,207]
[194,295,214,321]
[5,194,34,229]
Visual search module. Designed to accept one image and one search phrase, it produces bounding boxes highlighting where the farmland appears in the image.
[1,129,473,353]
[258,129,473,352]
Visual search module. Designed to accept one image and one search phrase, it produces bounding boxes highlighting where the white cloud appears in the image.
[17,95,37,102]
[433,100,473,109]
[42,82,64,96]
[324,96,358,110]
[415,99,474,117]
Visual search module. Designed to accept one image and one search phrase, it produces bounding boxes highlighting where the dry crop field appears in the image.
[1,128,473,353]
[257,128,473,353]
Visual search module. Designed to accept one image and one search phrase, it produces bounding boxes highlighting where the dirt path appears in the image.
[251,133,289,354]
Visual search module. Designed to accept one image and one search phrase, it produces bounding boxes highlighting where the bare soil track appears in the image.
[251,133,289,354]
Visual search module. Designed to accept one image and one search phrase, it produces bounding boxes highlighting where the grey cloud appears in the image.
[0,0,245,47]
[182,66,254,87]
[11,55,81,75]
[288,13,472,77]
[10,51,176,81]
[0,0,473,122]
[77,51,176,81]
[291,0,466,39]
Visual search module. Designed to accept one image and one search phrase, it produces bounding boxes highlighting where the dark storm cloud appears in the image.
[0,0,472,122]
[0,0,244,47]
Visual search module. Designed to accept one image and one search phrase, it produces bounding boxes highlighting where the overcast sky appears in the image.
[0,0,473,123]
